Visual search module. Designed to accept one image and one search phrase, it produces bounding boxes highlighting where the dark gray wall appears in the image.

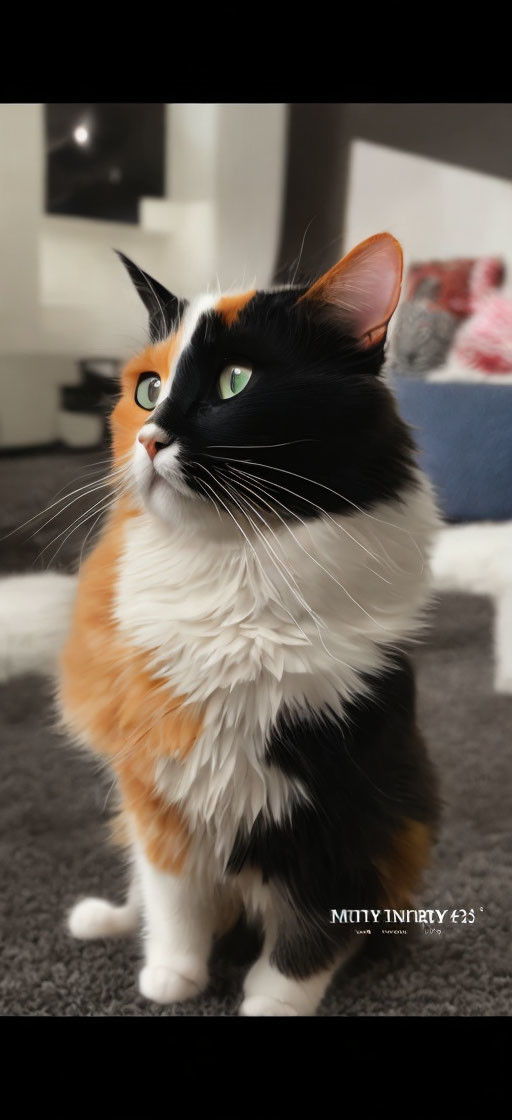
[274,103,512,282]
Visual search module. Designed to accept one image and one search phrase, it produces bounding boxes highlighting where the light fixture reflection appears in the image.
[73,124,89,146]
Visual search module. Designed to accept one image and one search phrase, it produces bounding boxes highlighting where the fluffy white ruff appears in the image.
[114,475,438,874]
[431,521,512,693]
[0,572,77,682]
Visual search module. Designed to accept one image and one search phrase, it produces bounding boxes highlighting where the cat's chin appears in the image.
[139,473,195,527]
[137,473,225,537]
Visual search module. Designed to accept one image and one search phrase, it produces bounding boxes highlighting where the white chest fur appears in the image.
[113,478,438,874]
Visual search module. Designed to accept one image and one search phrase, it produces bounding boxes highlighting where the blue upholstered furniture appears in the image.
[392,378,512,522]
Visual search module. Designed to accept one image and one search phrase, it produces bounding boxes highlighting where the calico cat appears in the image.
[59,233,440,1016]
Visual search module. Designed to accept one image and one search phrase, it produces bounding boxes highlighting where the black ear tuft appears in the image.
[115,250,187,343]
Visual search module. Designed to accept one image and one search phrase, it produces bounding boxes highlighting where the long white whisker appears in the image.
[50,453,130,499]
[196,468,312,646]
[227,465,392,586]
[218,475,356,672]
[208,468,326,637]
[195,471,257,558]
[204,454,424,571]
[195,478,261,611]
[79,509,106,567]
[195,477,223,522]
[42,493,121,570]
[206,440,318,450]
[226,463,390,576]
[216,469,324,627]
[0,470,124,544]
[234,462,417,585]
[35,482,127,565]
[291,216,315,286]
[197,474,280,612]
[195,472,289,624]
[222,469,393,633]
[25,475,125,543]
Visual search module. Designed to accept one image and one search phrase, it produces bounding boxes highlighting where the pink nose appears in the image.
[138,429,168,461]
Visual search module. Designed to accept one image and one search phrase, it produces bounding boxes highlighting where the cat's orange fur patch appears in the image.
[110,334,181,461]
[117,770,189,872]
[215,290,256,326]
[60,494,202,874]
[376,818,434,908]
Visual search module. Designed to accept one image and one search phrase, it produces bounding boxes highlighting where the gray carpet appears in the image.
[1,449,511,1016]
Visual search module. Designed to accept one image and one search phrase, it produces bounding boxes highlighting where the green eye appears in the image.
[135,372,161,410]
[218,364,253,400]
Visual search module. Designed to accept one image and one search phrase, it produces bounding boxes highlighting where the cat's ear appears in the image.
[299,233,403,348]
[115,251,188,343]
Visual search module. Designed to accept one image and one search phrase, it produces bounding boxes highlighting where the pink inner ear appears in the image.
[305,233,403,344]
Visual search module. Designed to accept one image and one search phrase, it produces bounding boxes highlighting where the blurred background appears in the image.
[3,101,512,610]
[3,101,512,587]
[1,103,511,1018]
[3,102,512,452]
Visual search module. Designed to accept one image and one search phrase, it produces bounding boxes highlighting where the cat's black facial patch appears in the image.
[152,288,417,521]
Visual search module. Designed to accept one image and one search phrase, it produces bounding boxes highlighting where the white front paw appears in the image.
[68,897,135,939]
[139,960,206,1005]
[240,995,299,1017]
